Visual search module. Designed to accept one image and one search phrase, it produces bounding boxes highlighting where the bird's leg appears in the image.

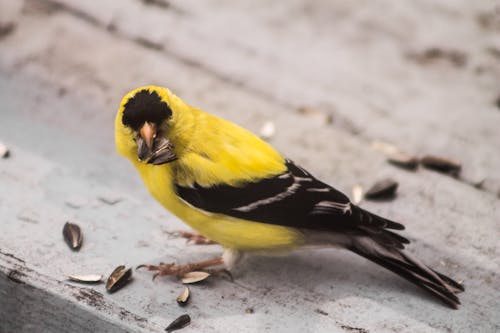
[176,230,217,245]
[138,257,224,280]
[137,249,242,280]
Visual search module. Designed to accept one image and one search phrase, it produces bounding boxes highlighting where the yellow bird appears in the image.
[115,86,464,308]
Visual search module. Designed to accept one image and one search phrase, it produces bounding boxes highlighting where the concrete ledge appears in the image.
[0,251,153,333]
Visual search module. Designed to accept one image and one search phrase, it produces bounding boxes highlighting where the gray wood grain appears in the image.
[0,0,499,332]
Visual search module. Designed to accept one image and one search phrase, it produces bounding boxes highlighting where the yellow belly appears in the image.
[137,163,305,252]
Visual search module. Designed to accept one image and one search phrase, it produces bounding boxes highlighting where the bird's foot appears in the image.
[137,256,224,280]
[176,230,217,245]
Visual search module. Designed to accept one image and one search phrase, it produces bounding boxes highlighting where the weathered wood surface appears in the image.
[1,1,499,332]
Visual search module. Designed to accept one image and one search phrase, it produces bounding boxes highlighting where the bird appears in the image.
[115,85,464,309]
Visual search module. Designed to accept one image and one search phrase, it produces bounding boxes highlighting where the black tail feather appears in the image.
[349,239,464,309]
[357,207,406,230]
[431,268,465,293]
[353,207,409,249]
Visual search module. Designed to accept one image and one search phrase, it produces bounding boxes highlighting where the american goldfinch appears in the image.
[115,86,464,308]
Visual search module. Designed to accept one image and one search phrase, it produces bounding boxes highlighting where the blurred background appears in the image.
[1,1,499,332]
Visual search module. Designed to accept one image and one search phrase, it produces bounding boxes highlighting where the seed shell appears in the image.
[181,271,210,284]
[67,274,103,284]
[420,155,461,175]
[176,287,190,306]
[351,185,363,205]
[371,140,399,156]
[365,179,398,200]
[106,265,132,293]
[0,142,10,158]
[165,314,191,332]
[387,152,419,170]
[62,222,83,250]
[259,121,275,140]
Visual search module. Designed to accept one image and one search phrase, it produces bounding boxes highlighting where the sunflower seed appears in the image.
[420,155,461,176]
[371,140,399,156]
[351,185,363,205]
[62,222,83,250]
[165,314,191,332]
[387,152,419,170]
[0,142,9,158]
[297,106,333,124]
[176,287,190,306]
[67,274,103,284]
[297,106,320,115]
[365,179,398,200]
[259,121,275,140]
[181,271,210,284]
[106,265,132,293]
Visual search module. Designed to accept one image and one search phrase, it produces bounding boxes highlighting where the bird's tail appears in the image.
[349,237,464,309]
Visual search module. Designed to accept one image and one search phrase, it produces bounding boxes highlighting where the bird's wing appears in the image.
[175,159,408,248]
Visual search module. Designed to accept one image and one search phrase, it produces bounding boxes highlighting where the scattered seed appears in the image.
[259,121,275,140]
[297,106,333,124]
[365,178,398,200]
[297,106,320,115]
[62,222,83,251]
[181,271,210,284]
[106,265,132,293]
[351,185,363,205]
[0,22,15,39]
[0,142,10,158]
[371,140,399,156]
[67,274,103,284]
[165,314,191,332]
[387,152,419,171]
[176,287,190,306]
[420,155,461,176]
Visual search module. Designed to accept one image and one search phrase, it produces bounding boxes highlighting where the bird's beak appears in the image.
[137,122,177,165]
[139,122,156,150]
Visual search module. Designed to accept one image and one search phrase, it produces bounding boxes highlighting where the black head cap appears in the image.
[122,89,172,130]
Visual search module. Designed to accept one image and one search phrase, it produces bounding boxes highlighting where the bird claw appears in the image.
[136,257,226,281]
[207,268,233,282]
[137,262,184,280]
[176,230,216,245]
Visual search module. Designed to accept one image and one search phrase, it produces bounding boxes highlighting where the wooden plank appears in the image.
[53,0,500,194]
[0,1,499,332]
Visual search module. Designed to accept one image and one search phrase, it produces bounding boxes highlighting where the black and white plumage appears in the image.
[176,159,464,308]
[177,160,406,248]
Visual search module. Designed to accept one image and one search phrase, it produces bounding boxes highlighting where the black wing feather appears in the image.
[176,159,464,308]
[175,160,407,247]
